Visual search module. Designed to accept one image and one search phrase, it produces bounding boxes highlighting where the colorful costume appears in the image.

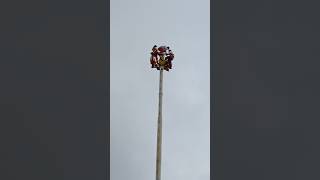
[149,45,174,71]
[158,46,168,56]
[150,46,159,68]
[166,50,174,69]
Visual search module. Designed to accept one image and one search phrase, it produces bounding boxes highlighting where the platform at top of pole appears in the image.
[149,45,175,72]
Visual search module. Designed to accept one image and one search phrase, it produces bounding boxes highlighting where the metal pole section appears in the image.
[156,68,164,180]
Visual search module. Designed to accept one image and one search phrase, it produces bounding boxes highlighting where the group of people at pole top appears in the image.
[150,45,175,71]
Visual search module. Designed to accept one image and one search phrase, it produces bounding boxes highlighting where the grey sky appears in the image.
[110,0,210,180]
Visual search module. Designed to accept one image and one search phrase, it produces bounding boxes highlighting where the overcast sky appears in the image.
[110,0,210,180]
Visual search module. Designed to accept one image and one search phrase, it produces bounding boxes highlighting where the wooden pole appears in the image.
[156,67,163,180]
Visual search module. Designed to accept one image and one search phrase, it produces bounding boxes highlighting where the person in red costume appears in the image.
[158,46,168,56]
[150,45,158,68]
[166,50,174,69]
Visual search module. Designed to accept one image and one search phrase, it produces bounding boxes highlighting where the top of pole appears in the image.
[149,45,175,72]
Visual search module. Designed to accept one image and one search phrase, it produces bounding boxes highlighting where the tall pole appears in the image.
[151,45,174,180]
[156,67,164,180]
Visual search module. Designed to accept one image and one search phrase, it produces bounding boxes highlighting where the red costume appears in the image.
[166,51,174,69]
[158,46,167,52]
[158,46,168,56]
[150,46,159,68]
[152,46,158,54]
[150,53,157,68]
[149,45,174,71]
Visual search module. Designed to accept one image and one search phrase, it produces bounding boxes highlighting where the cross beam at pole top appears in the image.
[149,45,175,180]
